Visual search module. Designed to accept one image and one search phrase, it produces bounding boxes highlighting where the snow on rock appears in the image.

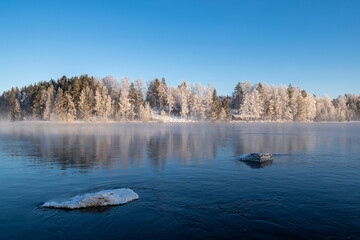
[43,188,139,209]
[239,153,273,162]
[152,111,197,123]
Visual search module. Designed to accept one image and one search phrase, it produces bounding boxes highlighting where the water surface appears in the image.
[0,122,359,239]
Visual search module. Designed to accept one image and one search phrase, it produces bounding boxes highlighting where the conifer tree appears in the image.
[210,89,220,121]
[222,98,232,120]
[232,82,244,111]
[158,78,168,109]
[128,82,137,109]
[14,99,22,121]
[166,87,175,116]
[219,107,227,121]
[179,82,190,119]
[65,93,76,121]
[78,87,91,120]
[204,85,214,119]
[32,85,44,120]
[135,79,144,115]
[8,88,16,121]
[43,85,55,120]
[191,84,204,120]
[55,88,66,121]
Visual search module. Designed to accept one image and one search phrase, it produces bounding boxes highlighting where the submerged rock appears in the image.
[43,188,139,209]
[239,153,273,162]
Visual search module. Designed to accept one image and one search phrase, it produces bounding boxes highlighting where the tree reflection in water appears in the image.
[0,122,320,170]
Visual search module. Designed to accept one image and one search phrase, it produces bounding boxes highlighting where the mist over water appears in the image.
[0,122,360,239]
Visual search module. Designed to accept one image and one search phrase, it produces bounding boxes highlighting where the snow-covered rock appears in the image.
[43,188,139,209]
[152,111,197,123]
[239,153,273,162]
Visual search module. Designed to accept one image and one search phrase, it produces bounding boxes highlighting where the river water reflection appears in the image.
[0,122,359,239]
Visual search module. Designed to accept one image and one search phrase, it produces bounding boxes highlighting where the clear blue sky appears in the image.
[0,0,359,98]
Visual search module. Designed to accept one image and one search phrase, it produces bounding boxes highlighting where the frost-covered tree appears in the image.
[65,93,76,122]
[135,79,144,115]
[14,98,22,121]
[219,108,226,121]
[158,78,168,110]
[246,88,263,120]
[210,89,220,121]
[2,74,360,122]
[166,87,175,117]
[78,86,92,120]
[239,92,251,120]
[190,83,205,120]
[334,95,354,121]
[295,90,307,121]
[94,87,103,120]
[232,82,244,111]
[55,88,66,121]
[315,95,337,121]
[139,101,152,122]
[146,78,161,108]
[43,85,55,121]
[305,93,317,121]
[204,84,214,119]
[222,98,232,121]
[179,82,190,119]
[117,78,132,121]
[262,83,274,120]
[128,83,137,109]
[8,88,17,121]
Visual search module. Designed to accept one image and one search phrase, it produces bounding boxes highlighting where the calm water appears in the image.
[0,122,359,239]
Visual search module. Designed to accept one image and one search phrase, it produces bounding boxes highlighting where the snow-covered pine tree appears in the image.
[262,83,274,120]
[14,98,22,121]
[204,84,214,120]
[94,87,103,120]
[78,87,91,120]
[190,83,205,120]
[65,93,76,122]
[179,82,190,119]
[248,88,263,120]
[118,78,132,121]
[305,93,317,121]
[295,90,307,121]
[239,92,250,120]
[222,98,232,120]
[55,88,66,121]
[219,108,226,121]
[140,101,152,122]
[43,85,55,121]
[210,89,220,121]
[128,82,137,110]
[135,79,144,115]
[232,82,244,112]
[166,87,175,117]
[32,85,44,120]
[158,78,168,110]
[8,88,16,121]
[315,95,337,121]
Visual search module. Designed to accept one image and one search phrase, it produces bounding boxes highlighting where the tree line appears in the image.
[0,75,359,122]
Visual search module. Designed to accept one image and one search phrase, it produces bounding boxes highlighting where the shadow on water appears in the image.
[241,160,273,169]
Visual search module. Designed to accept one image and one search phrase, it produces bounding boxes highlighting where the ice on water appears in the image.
[43,188,139,209]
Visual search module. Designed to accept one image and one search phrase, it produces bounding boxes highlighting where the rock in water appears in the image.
[43,188,139,209]
[239,153,273,162]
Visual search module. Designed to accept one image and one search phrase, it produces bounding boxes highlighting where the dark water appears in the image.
[0,122,359,240]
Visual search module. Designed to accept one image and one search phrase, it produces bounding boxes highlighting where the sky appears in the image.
[0,0,359,98]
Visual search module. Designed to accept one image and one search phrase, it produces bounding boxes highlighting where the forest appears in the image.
[0,75,359,122]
